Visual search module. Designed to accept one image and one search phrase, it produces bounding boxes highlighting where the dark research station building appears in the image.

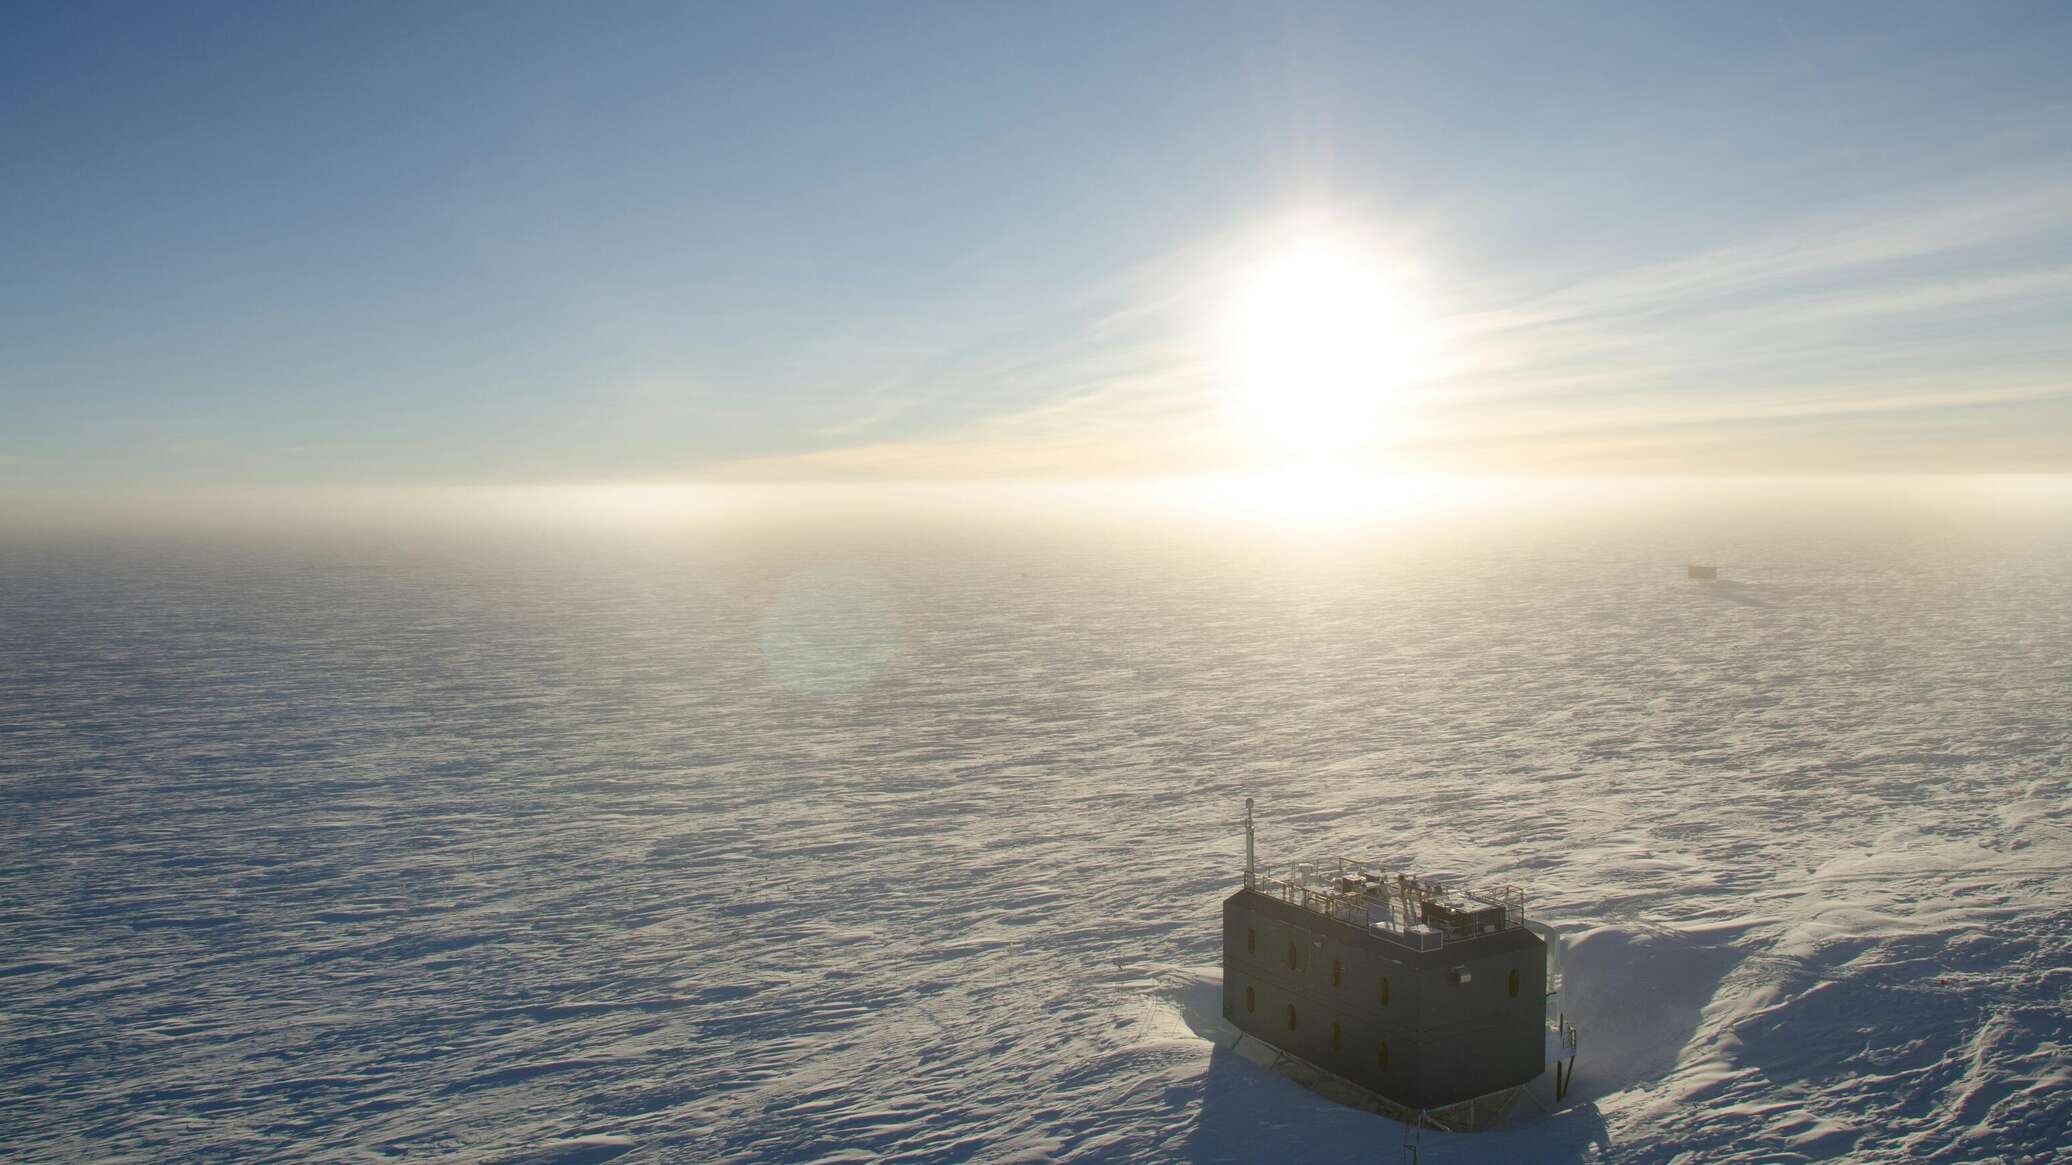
[1221,801,1562,1115]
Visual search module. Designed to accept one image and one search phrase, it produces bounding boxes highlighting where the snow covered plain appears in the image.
[4,480,2069,1164]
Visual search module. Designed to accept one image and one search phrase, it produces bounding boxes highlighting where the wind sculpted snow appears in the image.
[3,483,2069,1163]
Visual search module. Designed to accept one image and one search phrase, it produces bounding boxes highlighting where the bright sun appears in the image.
[1223,236,1422,461]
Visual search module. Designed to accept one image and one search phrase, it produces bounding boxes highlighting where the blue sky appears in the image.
[5,1,2071,487]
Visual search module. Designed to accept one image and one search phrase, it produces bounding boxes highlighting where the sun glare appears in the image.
[1222,232,1426,462]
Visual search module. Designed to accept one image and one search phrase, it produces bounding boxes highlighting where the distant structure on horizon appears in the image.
[1687,562,1719,581]
[1221,800,1576,1132]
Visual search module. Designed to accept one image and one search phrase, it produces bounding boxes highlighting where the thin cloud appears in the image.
[1488,166,2072,329]
[699,167,2072,479]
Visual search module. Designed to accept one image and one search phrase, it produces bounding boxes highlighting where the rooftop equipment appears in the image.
[1221,799,1577,1133]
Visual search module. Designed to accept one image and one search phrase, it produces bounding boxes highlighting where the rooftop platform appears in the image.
[1245,857,1527,953]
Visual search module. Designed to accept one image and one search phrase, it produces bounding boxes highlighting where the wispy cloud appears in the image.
[1387,167,2072,467]
[700,167,2072,479]
[1485,166,2072,326]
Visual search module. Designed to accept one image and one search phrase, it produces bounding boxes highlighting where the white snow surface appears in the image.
[4,482,2070,1163]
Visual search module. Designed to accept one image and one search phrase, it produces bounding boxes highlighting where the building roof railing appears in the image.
[1247,855,1527,953]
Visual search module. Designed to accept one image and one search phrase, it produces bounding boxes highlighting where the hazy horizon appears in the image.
[7,472,2072,534]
